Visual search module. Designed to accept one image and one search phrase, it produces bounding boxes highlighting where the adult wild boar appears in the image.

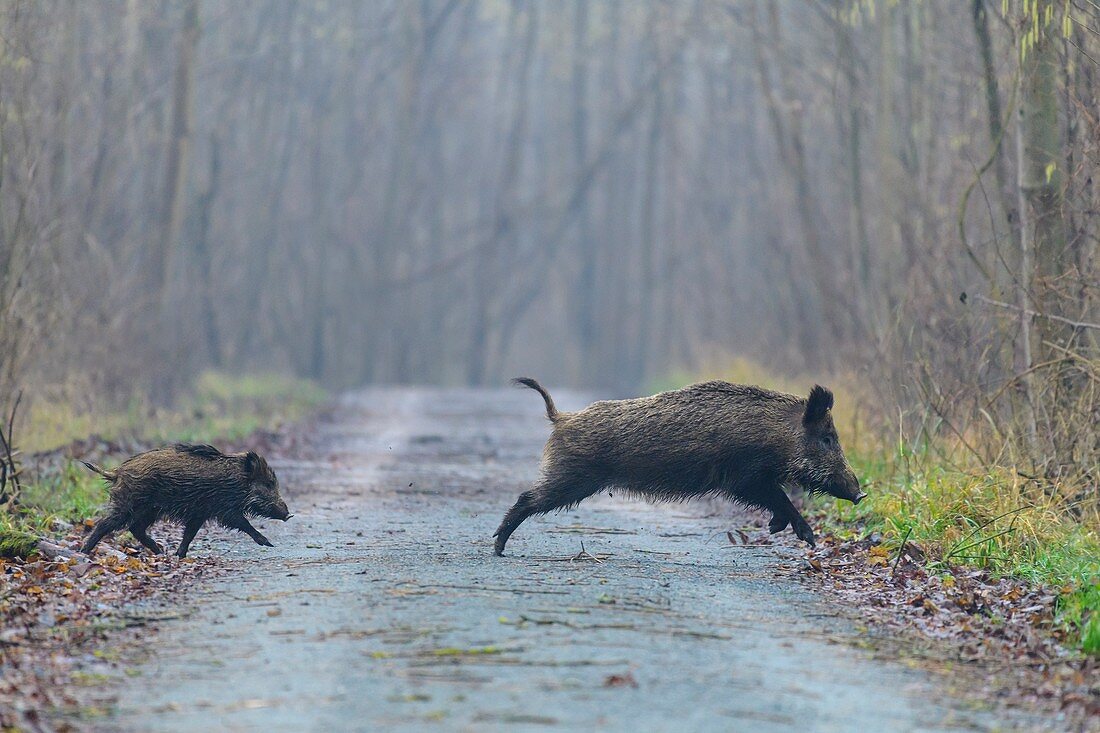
[80,444,291,558]
[494,378,865,556]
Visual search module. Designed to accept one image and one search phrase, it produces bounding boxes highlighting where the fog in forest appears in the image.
[1,0,1098,472]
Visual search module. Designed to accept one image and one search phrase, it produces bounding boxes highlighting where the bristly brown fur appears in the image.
[79,443,290,558]
[494,379,864,556]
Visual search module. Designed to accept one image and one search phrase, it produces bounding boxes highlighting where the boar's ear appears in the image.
[803,385,833,426]
[243,451,262,478]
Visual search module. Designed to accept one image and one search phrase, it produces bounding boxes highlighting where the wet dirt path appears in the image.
[106,387,1004,732]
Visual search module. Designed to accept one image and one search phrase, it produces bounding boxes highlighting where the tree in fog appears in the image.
[0,0,1098,475]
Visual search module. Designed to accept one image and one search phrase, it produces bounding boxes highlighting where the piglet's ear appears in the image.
[803,385,833,426]
[244,451,261,477]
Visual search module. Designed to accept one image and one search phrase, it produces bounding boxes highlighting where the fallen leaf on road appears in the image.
[604,672,638,688]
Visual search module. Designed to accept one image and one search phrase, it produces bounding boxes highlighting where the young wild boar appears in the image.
[80,444,291,558]
[494,378,865,556]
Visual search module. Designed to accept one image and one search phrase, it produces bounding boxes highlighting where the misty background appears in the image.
[1,0,1098,473]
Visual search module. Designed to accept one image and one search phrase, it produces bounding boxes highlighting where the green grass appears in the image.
[0,371,327,557]
[0,526,39,557]
[19,463,109,523]
[1057,583,1100,655]
[812,441,1100,656]
[20,371,327,453]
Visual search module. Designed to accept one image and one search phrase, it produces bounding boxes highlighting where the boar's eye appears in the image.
[819,434,837,450]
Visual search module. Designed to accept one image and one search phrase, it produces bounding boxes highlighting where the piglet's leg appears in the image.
[221,514,274,548]
[130,524,164,555]
[127,510,163,555]
[176,518,205,558]
[81,513,127,555]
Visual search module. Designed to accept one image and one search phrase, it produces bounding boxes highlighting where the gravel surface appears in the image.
[104,387,1014,732]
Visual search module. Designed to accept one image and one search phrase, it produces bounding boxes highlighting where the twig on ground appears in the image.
[891,526,914,577]
[571,540,603,564]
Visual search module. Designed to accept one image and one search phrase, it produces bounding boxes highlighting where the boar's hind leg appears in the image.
[176,518,205,558]
[493,490,536,556]
[494,477,601,556]
[81,513,127,554]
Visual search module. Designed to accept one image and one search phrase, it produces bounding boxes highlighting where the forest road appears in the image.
[105,387,1008,732]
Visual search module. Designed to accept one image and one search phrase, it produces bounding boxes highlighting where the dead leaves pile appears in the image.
[0,525,216,732]
[795,529,1099,729]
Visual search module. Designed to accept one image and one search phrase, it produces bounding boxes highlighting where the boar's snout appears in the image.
[834,471,865,505]
[273,500,292,521]
[256,498,291,521]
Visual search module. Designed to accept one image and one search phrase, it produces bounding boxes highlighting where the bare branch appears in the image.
[972,294,1100,332]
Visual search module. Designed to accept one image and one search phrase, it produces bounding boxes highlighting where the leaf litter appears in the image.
[0,523,218,732]
[786,517,1099,730]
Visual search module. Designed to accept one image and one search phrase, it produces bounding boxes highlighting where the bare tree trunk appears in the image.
[155,0,199,312]
[569,0,595,383]
[1018,5,1068,360]
[1014,120,1038,453]
[751,2,845,350]
[837,19,870,296]
[467,0,537,386]
[972,0,1015,242]
[194,134,221,367]
[635,52,663,387]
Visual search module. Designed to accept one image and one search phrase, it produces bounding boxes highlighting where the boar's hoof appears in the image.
[768,514,790,534]
[793,520,816,548]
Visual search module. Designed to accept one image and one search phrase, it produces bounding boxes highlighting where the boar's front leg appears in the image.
[760,486,815,548]
[767,513,790,535]
[221,514,274,548]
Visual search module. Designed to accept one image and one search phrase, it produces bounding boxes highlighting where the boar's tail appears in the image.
[80,460,117,483]
[512,377,559,421]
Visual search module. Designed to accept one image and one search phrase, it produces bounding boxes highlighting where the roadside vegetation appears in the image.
[655,359,1100,657]
[829,450,1100,656]
[0,371,326,558]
